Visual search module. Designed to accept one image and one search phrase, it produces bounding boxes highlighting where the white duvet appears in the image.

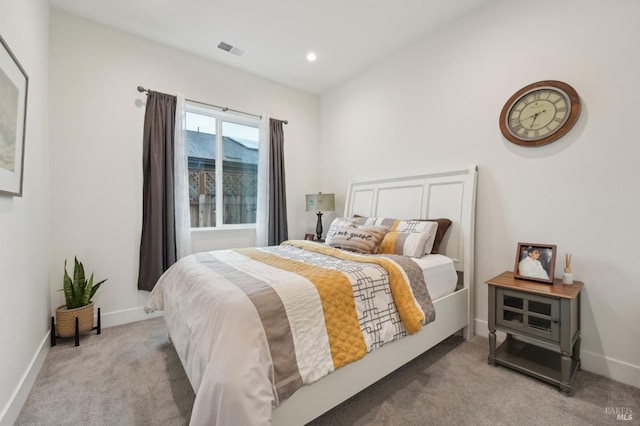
[145,242,434,425]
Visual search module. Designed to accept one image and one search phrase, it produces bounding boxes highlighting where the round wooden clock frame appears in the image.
[499,80,581,147]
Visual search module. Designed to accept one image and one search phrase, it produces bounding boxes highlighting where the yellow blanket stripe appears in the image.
[235,248,367,369]
[378,232,398,254]
[378,219,400,254]
[283,240,425,334]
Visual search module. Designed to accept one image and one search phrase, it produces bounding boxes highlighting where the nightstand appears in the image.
[486,271,583,394]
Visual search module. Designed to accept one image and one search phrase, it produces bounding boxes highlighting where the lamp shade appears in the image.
[305,193,335,212]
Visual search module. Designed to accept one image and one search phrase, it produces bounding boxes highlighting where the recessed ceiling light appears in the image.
[306,52,317,62]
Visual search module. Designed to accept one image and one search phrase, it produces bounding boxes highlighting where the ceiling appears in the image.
[50,0,492,94]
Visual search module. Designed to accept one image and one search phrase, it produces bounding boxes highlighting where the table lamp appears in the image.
[305,192,335,241]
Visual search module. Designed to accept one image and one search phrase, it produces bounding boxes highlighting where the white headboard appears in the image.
[344,166,478,282]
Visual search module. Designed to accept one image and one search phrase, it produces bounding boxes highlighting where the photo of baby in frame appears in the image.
[514,242,556,284]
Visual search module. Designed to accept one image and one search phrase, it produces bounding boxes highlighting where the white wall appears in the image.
[49,10,320,326]
[3,3,637,422]
[0,0,51,424]
[320,0,640,387]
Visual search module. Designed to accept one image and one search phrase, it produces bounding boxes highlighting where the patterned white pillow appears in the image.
[327,217,358,235]
[378,231,430,258]
[355,216,447,255]
[356,218,439,256]
[393,220,439,255]
[355,216,396,229]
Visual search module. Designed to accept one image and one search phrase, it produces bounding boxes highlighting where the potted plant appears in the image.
[55,257,107,337]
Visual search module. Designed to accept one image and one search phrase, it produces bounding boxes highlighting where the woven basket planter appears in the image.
[55,302,94,337]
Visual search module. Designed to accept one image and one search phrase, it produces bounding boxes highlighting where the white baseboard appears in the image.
[580,350,640,389]
[0,333,50,426]
[98,305,163,328]
[474,318,640,389]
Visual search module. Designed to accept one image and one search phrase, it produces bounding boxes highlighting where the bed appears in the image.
[145,166,478,425]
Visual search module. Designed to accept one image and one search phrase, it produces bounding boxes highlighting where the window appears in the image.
[186,104,260,229]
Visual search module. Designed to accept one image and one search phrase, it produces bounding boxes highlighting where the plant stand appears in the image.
[50,307,101,347]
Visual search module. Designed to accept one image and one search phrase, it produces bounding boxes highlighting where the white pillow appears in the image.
[355,217,443,255]
[378,231,429,258]
[327,217,358,235]
[380,220,438,257]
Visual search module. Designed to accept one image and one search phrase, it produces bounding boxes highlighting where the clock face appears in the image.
[507,88,570,141]
[499,81,581,147]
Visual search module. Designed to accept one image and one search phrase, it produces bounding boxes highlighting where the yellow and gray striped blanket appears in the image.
[145,240,435,426]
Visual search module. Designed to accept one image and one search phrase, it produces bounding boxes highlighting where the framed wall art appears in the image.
[514,242,556,284]
[0,34,29,197]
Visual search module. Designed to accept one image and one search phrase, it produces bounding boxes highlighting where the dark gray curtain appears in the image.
[268,118,289,245]
[138,91,177,291]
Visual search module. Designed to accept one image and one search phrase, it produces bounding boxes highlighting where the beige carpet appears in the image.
[16,317,640,425]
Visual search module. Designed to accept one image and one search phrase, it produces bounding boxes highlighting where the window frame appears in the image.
[185,101,261,231]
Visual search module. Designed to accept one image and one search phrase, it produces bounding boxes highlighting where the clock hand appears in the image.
[523,109,548,129]
[520,109,547,122]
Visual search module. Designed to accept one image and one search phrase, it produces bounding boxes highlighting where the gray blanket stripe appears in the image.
[195,253,303,402]
[379,254,436,324]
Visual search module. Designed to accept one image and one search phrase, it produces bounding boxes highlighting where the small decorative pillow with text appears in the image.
[356,225,388,253]
[325,226,386,254]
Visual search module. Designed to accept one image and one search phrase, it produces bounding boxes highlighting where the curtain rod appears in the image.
[137,86,288,124]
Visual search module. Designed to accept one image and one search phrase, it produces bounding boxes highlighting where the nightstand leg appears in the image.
[560,352,572,394]
[574,332,581,367]
[488,329,496,365]
[487,285,497,366]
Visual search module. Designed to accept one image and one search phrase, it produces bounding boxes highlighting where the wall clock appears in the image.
[499,80,581,147]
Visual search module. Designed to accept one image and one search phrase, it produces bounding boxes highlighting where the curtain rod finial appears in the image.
[137,86,146,93]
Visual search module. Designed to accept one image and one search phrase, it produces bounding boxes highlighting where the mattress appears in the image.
[412,254,458,301]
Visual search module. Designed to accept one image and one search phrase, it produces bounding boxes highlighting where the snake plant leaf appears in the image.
[63,259,74,309]
[81,274,94,306]
[73,257,85,290]
[74,257,86,306]
[89,279,107,300]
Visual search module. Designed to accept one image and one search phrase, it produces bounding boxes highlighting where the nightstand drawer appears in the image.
[496,288,560,342]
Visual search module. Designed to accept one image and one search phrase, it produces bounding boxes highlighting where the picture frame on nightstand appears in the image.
[514,242,556,284]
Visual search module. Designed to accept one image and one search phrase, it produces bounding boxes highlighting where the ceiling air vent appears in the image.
[217,41,245,57]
